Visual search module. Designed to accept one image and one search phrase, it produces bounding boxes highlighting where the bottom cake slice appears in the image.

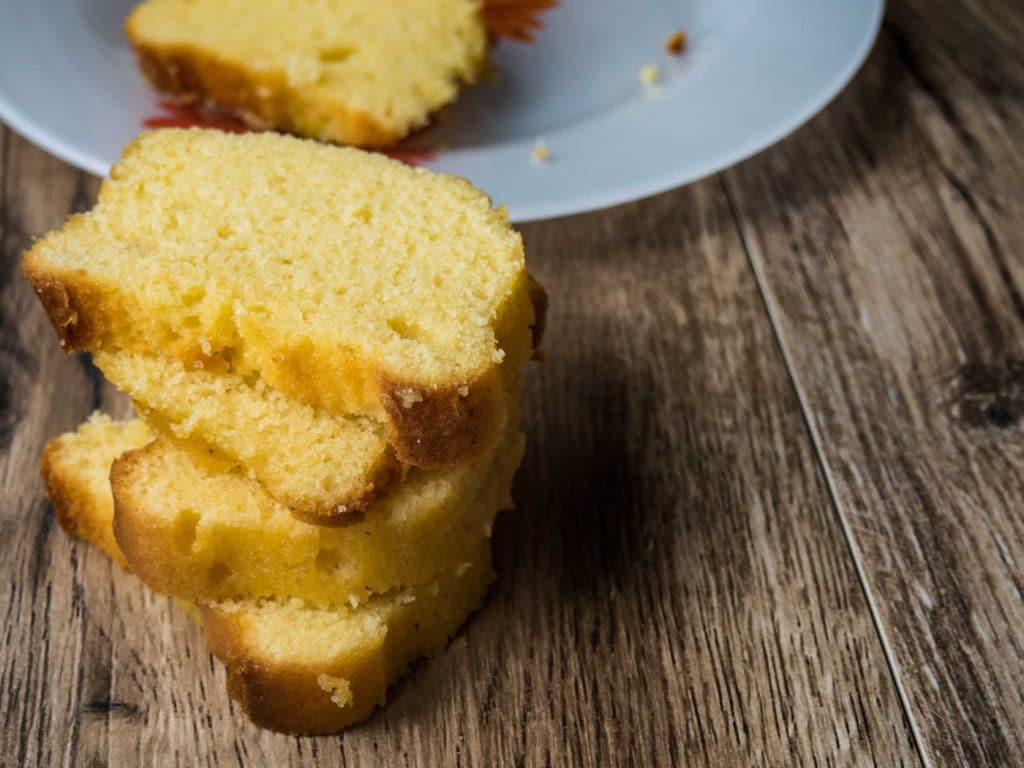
[200,549,491,734]
[40,414,495,734]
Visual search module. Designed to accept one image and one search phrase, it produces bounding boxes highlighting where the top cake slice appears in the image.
[24,129,536,467]
[126,0,488,146]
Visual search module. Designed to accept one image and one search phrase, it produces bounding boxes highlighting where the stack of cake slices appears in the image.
[25,128,544,734]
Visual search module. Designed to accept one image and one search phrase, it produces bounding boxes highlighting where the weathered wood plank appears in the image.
[0,127,918,765]
[0,127,136,768]
[724,1,1024,764]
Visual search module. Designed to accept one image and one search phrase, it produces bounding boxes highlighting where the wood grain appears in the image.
[0,126,919,765]
[724,0,1024,765]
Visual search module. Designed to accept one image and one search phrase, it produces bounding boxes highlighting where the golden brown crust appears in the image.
[200,600,388,735]
[109,443,172,585]
[198,556,494,734]
[24,262,523,471]
[135,410,400,526]
[23,226,539,474]
[199,628,387,735]
[127,35,398,147]
[265,348,515,470]
[378,273,542,467]
[287,451,401,526]
[378,367,507,468]
[40,437,130,569]
[21,263,105,351]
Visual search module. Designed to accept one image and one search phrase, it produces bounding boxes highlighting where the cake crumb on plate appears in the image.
[531,139,550,163]
[666,29,687,55]
[639,64,660,85]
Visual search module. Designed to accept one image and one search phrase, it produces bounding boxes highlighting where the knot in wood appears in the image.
[950,359,1024,430]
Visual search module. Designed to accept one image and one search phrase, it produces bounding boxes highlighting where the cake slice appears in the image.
[40,413,152,569]
[40,385,520,607]
[200,547,491,734]
[126,0,488,147]
[95,351,398,524]
[40,418,493,734]
[110,416,522,606]
[23,129,537,467]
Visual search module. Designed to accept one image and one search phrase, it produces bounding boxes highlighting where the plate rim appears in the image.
[0,0,885,222]
[508,0,885,221]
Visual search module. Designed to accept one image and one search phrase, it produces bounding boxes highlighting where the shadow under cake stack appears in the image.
[25,128,543,734]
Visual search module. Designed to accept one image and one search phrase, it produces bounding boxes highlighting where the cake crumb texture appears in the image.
[40,413,152,569]
[23,129,536,467]
[96,350,398,522]
[40,415,498,734]
[126,0,488,145]
[109,409,524,607]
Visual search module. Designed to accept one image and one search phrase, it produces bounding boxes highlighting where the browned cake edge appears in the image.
[23,245,543,475]
[40,436,132,569]
[125,16,398,147]
[199,562,494,735]
[379,366,508,468]
[289,453,401,525]
[22,260,110,351]
[108,440,405,598]
[200,620,391,734]
[133,410,403,525]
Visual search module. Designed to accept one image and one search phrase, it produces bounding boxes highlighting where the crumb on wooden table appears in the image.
[666,29,687,55]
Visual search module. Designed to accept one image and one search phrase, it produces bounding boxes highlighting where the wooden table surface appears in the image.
[2,2,1022,765]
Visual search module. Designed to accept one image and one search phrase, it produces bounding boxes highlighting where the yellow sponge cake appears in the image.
[24,129,537,468]
[40,417,494,734]
[96,351,398,524]
[40,413,152,568]
[110,423,522,606]
[28,125,541,736]
[40,400,521,608]
[201,543,492,734]
[126,0,488,146]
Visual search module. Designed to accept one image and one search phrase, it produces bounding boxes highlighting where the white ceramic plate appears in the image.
[0,0,882,222]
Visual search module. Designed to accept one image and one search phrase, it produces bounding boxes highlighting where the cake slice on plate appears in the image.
[126,0,488,146]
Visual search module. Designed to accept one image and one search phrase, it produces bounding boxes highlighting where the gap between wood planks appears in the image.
[718,172,934,768]
[714,1,1024,761]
